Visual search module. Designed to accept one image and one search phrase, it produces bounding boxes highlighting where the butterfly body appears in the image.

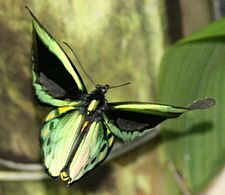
[27,7,215,185]
[78,84,109,120]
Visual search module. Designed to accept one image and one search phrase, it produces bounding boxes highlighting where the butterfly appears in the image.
[26,7,215,185]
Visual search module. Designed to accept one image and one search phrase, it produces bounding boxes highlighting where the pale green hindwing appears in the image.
[41,108,114,182]
[41,110,84,177]
[68,121,114,182]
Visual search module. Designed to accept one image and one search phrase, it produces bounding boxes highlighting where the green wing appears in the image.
[66,120,114,183]
[104,98,215,141]
[41,109,114,184]
[41,110,83,177]
[27,8,87,106]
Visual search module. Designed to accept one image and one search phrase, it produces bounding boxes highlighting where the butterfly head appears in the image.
[95,84,109,94]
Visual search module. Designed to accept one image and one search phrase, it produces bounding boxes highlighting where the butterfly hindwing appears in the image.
[104,98,215,141]
[67,120,114,182]
[41,109,114,183]
[41,110,84,177]
[28,9,87,106]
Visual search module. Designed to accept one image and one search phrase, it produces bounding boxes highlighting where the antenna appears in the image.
[63,42,96,86]
[109,82,131,89]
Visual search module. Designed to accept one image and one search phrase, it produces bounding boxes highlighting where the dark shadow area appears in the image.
[217,0,225,16]
[42,164,114,192]
[162,121,213,141]
[111,121,214,166]
[75,164,114,191]
[165,0,183,42]
[114,135,161,166]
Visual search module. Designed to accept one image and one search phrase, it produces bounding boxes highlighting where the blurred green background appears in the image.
[0,0,224,194]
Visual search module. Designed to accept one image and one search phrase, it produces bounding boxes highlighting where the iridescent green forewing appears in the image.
[28,8,87,107]
[104,98,215,141]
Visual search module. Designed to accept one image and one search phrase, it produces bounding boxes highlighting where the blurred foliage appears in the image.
[158,18,225,193]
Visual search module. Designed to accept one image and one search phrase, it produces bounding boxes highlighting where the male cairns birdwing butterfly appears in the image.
[26,7,215,185]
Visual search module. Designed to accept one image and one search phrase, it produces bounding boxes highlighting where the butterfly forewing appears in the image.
[30,9,87,106]
[104,101,201,141]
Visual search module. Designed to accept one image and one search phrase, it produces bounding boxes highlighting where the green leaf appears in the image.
[178,18,225,44]
[158,18,225,193]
